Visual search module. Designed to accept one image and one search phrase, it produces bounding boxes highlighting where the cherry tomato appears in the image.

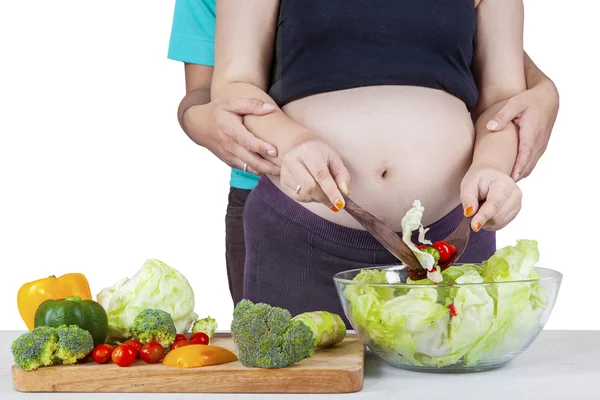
[92,344,114,364]
[432,241,451,263]
[140,342,165,364]
[111,344,136,367]
[175,334,186,342]
[189,332,209,345]
[123,339,142,357]
[171,340,191,350]
[417,245,428,250]
[448,244,457,254]
[79,351,92,363]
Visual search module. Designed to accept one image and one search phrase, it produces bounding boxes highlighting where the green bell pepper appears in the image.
[34,296,108,346]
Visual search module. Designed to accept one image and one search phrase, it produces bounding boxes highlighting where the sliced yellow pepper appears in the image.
[162,345,237,368]
[17,273,92,330]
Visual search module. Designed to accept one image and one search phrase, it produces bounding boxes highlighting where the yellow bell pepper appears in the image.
[17,273,92,330]
[162,345,238,368]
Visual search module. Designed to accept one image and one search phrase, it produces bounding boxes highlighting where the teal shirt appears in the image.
[167,0,260,190]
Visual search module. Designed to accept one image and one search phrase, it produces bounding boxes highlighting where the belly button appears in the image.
[376,165,389,181]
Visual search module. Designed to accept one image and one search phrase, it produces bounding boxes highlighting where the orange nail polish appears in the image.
[330,206,339,213]
[474,222,482,232]
[335,199,345,210]
[465,206,474,217]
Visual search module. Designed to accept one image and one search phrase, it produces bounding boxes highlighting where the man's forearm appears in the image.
[177,86,211,131]
[472,101,519,174]
[523,51,551,89]
[213,81,315,165]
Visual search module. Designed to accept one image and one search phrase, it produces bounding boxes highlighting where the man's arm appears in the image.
[484,51,559,181]
[177,64,212,137]
[523,51,550,89]
[176,63,279,175]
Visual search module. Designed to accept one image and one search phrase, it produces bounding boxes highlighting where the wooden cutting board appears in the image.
[12,333,365,393]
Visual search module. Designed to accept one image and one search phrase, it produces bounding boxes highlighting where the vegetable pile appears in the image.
[344,201,549,368]
[12,259,235,370]
[13,258,347,371]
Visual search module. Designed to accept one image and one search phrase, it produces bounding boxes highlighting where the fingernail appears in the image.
[267,149,277,157]
[474,222,482,232]
[464,205,474,217]
[335,199,345,210]
[330,206,339,213]
[486,120,499,130]
[340,183,350,196]
[262,103,275,110]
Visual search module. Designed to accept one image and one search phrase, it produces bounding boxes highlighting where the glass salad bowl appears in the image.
[334,264,562,373]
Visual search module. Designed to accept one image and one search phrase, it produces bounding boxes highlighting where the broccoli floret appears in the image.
[421,246,440,263]
[130,309,176,348]
[11,326,58,371]
[231,300,315,369]
[53,325,94,365]
[192,316,218,339]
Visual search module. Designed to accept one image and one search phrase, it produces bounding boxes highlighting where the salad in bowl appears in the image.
[334,201,562,372]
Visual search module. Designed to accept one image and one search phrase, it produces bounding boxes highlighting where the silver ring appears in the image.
[243,163,248,173]
[295,184,302,194]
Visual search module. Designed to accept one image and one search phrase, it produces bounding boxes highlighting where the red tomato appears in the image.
[448,244,457,254]
[171,340,191,350]
[175,334,186,342]
[448,304,458,317]
[189,332,209,345]
[140,342,165,364]
[92,344,113,364]
[417,245,428,250]
[432,241,451,263]
[123,339,142,357]
[112,344,136,367]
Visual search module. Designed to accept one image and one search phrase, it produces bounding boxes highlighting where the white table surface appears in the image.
[2,330,598,400]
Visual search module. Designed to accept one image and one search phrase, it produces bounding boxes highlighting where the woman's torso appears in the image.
[267,0,477,230]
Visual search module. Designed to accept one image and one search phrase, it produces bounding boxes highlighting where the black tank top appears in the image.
[269,0,478,111]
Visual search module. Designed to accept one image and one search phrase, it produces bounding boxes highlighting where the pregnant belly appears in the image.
[271,85,475,230]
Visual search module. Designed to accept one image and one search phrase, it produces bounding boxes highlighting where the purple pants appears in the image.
[243,177,496,327]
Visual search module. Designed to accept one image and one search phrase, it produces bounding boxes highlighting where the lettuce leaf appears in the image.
[400,201,436,275]
[465,240,548,365]
[379,288,450,365]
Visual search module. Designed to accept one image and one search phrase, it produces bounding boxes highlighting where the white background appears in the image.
[0,0,598,331]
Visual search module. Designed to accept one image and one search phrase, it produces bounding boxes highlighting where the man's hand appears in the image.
[183,97,280,176]
[485,79,559,182]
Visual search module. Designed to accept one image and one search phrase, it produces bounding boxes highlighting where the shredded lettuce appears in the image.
[400,201,436,275]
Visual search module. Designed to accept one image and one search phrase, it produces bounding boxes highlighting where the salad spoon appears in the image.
[341,195,425,274]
